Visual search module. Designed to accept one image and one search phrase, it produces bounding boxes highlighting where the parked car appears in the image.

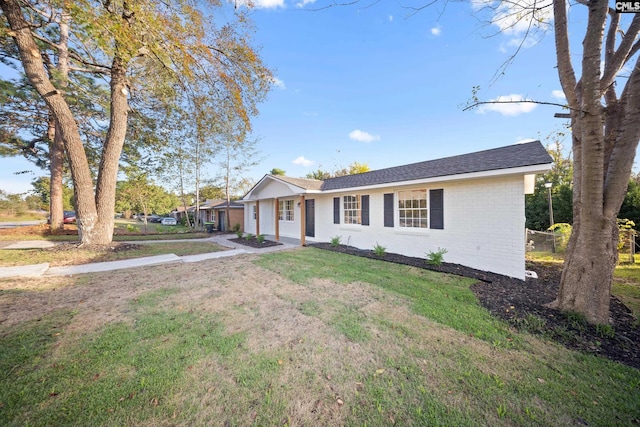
[48,210,76,224]
[160,217,177,226]
[63,211,76,223]
[148,214,162,223]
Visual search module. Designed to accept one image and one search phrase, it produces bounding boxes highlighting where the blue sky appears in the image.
[1,0,575,195]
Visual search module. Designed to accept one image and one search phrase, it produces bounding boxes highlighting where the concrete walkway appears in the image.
[0,234,298,279]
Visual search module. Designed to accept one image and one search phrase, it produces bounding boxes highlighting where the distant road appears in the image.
[0,220,45,229]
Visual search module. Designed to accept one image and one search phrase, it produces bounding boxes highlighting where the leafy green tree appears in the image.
[115,174,179,228]
[270,168,286,176]
[305,162,370,179]
[199,185,225,202]
[305,168,332,180]
[1,0,271,245]
[31,177,74,211]
[334,162,370,177]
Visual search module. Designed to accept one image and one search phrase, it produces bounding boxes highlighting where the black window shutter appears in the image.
[430,189,444,229]
[333,197,340,224]
[361,195,370,226]
[383,193,394,227]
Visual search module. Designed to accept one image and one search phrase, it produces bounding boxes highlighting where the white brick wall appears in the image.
[245,175,527,279]
[310,176,525,279]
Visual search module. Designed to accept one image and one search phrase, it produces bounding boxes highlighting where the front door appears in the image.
[305,199,315,237]
[218,211,226,232]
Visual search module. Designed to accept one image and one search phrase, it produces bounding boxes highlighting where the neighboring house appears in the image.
[172,199,244,231]
[211,200,244,232]
[242,141,553,279]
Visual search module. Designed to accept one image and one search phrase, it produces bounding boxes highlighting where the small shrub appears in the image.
[235,229,244,238]
[373,243,386,257]
[232,223,241,233]
[426,247,448,265]
[245,233,254,241]
[330,235,342,247]
[257,234,265,244]
[126,224,140,233]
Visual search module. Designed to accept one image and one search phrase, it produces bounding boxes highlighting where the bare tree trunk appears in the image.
[93,54,129,243]
[48,115,64,231]
[49,9,70,233]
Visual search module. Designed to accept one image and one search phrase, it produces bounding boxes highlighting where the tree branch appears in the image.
[553,0,579,109]
[601,14,640,92]
[462,98,582,113]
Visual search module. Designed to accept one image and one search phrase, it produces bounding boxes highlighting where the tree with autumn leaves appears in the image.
[0,0,271,245]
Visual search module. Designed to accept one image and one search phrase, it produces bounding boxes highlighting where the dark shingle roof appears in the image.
[320,141,552,191]
[274,175,324,191]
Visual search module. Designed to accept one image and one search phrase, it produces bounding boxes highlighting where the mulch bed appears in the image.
[42,242,143,253]
[229,237,283,249]
[310,242,640,370]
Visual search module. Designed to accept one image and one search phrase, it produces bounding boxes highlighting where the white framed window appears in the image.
[343,195,361,225]
[278,199,294,221]
[398,189,428,228]
[252,205,257,220]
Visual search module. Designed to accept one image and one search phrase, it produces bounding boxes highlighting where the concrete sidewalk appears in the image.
[0,234,297,279]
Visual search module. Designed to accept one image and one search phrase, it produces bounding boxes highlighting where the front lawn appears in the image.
[1,248,638,426]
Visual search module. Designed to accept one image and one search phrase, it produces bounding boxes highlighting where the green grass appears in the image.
[256,248,518,347]
[0,290,248,426]
[0,241,223,267]
[2,248,639,426]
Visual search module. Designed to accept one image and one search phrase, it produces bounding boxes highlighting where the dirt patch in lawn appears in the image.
[310,243,640,370]
[0,224,78,237]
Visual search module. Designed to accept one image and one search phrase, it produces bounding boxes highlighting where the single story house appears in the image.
[173,199,244,231]
[241,141,553,279]
[211,200,244,232]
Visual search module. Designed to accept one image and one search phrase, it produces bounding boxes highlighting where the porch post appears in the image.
[274,197,279,241]
[300,195,306,246]
[255,200,260,236]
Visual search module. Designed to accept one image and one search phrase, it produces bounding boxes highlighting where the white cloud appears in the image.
[515,138,537,144]
[292,156,314,167]
[234,0,285,9]
[271,77,286,89]
[295,0,316,8]
[477,94,537,116]
[431,26,442,36]
[349,129,380,143]
[389,15,394,22]
[551,89,566,100]
[472,0,552,50]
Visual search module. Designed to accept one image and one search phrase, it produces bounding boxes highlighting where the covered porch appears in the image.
[242,175,322,246]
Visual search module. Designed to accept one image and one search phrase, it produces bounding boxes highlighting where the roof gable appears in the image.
[320,140,553,191]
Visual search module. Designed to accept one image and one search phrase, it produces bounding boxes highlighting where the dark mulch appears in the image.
[43,242,143,252]
[229,237,283,249]
[310,242,640,370]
